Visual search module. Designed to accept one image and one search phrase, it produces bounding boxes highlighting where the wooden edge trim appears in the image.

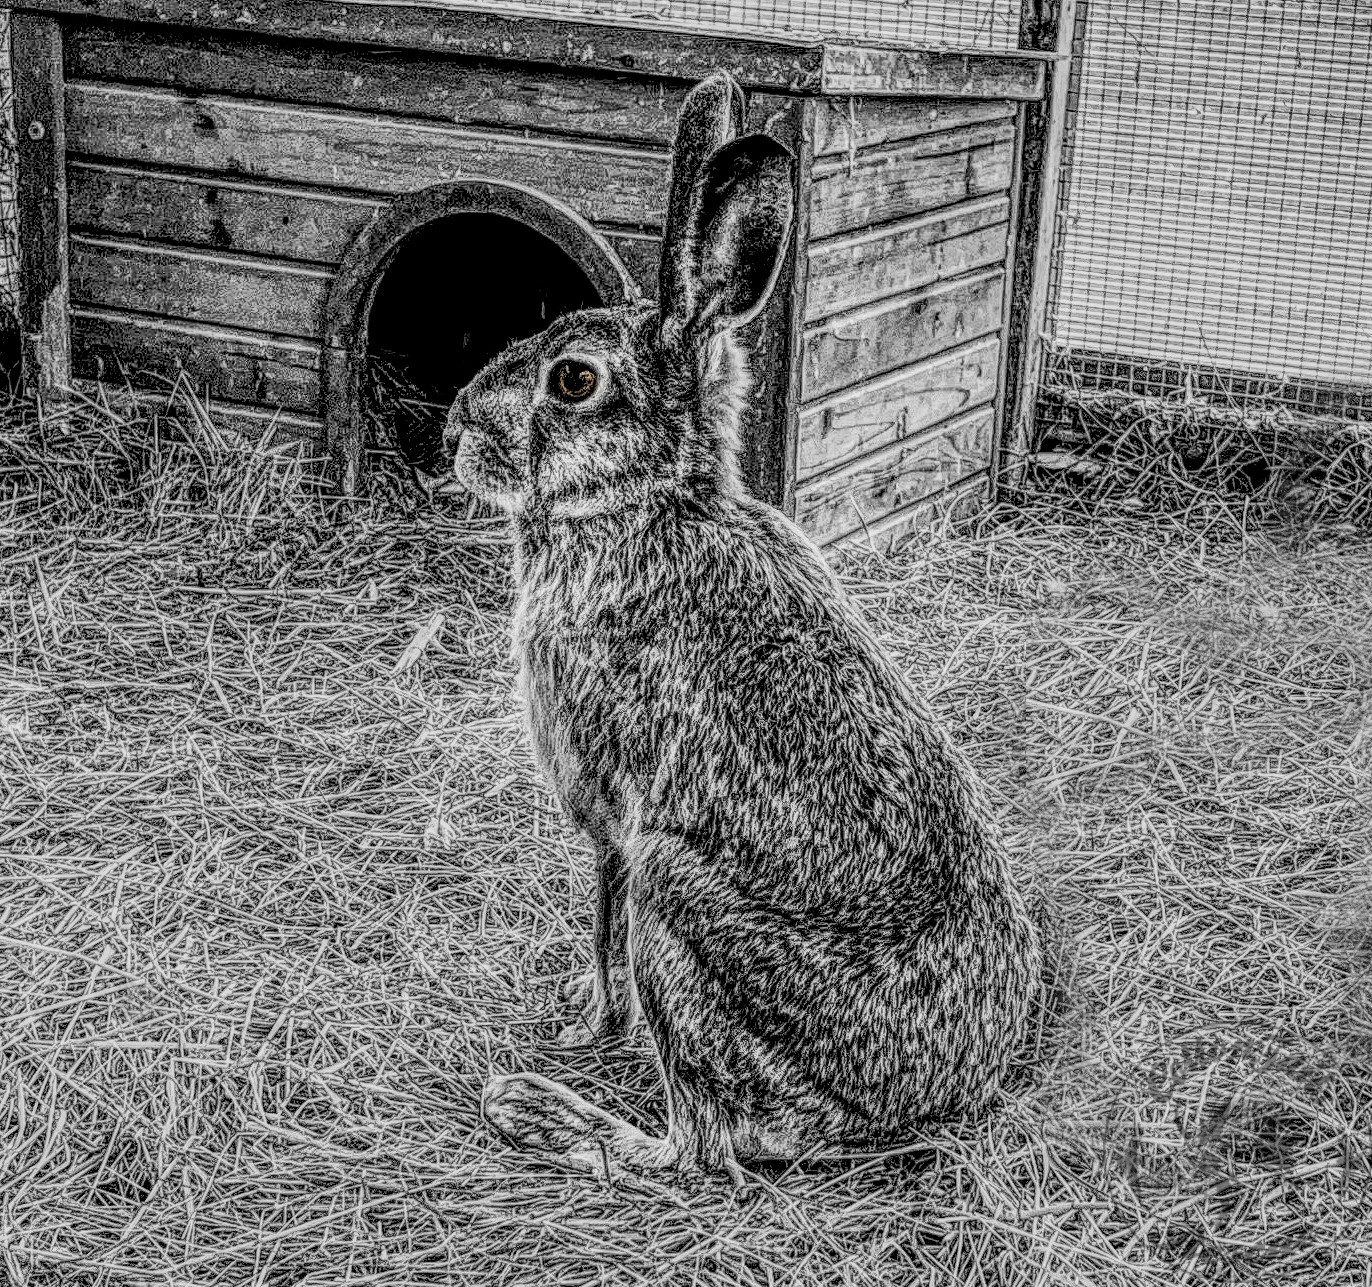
[1001,0,1078,495]
[13,13,70,400]
[821,47,1053,101]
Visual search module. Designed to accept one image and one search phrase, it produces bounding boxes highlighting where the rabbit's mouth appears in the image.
[444,398,527,514]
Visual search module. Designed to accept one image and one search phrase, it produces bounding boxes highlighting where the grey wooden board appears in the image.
[69,235,333,339]
[806,196,1010,321]
[809,122,1015,239]
[24,0,1052,99]
[67,161,662,294]
[797,335,1000,480]
[802,269,1004,402]
[66,23,687,146]
[13,13,70,395]
[813,97,1015,159]
[72,307,322,411]
[795,404,995,545]
[66,83,671,230]
[68,161,384,265]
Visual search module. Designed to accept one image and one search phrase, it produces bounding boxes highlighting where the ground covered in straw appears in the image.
[1,394,1369,1286]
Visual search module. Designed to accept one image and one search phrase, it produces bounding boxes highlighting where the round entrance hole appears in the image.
[362,212,603,478]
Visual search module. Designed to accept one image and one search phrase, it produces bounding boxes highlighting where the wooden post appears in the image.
[12,13,71,400]
[997,0,1079,496]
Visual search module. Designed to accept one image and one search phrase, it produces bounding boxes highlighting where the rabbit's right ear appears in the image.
[660,77,794,341]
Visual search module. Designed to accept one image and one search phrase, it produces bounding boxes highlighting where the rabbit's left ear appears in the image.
[662,133,795,338]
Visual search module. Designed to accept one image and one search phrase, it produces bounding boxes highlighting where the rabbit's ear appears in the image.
[662,133,795,337]
[660,72,746,317]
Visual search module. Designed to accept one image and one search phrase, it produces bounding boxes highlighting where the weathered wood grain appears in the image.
[34,0,832,92]
[69,162,657,294]
[66,24,686,147]
[69,236,332,339]
[802,269,1004,402]
[806,197,1010,321]
[829,472,989,553]
[821,46,1048,101]
[13,13,70,396]
[68,162,385,265]
[797,335,1000,480]
[66,83,671,230]
[795,404,995,545]
[813,97,1015,160]
[809,123,1015,239]
[72,307,321,411]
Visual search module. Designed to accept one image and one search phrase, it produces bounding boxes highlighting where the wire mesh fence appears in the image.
[488,0,1022,48]
[1040,0,1372,428]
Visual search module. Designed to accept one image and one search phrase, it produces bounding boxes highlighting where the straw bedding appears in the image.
[0,391,1368,1285]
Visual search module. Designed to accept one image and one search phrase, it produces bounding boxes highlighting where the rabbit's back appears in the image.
[514,497,1039,1132]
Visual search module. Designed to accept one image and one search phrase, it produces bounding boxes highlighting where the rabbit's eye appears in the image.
[550,360,599,403]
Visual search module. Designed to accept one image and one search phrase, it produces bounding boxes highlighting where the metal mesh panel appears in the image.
[488,0,1022,49]
[1043,0,1372,420]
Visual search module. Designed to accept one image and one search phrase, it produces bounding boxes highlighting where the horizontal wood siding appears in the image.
[797,336,1000,481]
[66,83,670,231]
[795,406,995,545]
[797,95,1019,540]
[61,41,678,424]
[71,308,321,411]
[803,269,1003,402]
[67,161,661,294]
[813,98,1015,159]
[809,120,1015,240]
[806,197,1009,321]
[68,162,383,265]
[65,24,686,147]
[70,235,331,337]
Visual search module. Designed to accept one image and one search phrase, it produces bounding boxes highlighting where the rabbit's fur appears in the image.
[444,72,1041,1181]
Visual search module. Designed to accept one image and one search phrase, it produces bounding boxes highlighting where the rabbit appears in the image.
[442,70,1042,1183]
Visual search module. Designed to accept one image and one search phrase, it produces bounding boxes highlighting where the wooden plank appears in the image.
[828,473,988,554]
[797,336,1000,480]
[809,125,1015,239]
[69,235,332,339]
[821,46,1049,101]
[12,13,70,397]
[30,0,831,91]
[65,83,671,230]
[72,307,321,411]
[806,197,1010,321]
[65,24,687,147]
[1002,0,1080,493]
[795,405,995,546]
[813,98,1015,160]
[69,162,659,295]
[802,269,1004,402]
[68,162,384,265]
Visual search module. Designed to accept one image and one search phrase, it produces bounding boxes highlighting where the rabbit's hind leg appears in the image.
[558,834,640,1046]
[481,1072,679,1177]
